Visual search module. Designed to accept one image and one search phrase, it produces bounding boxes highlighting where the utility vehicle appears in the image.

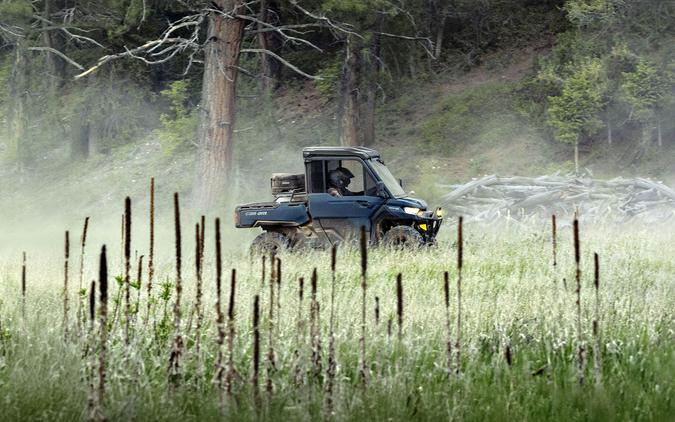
[235,146,443,252]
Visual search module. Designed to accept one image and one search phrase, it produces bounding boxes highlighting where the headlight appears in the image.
[403,207,423,216]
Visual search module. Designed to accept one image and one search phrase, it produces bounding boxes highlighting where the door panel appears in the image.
[308,193,384,243]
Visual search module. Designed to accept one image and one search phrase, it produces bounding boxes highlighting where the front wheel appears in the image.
[381,225,424,249]
[250,231,291,255]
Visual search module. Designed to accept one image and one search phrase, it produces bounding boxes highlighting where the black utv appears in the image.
[235,147,443,252]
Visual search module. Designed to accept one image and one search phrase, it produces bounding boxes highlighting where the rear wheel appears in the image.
[381,225,424,249]
[250,231,291,255]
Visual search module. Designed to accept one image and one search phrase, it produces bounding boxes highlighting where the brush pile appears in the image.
[440,174,675,224]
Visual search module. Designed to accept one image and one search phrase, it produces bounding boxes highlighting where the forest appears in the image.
[0,0,673,214]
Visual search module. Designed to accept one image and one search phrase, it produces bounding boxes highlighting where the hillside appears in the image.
[2,47,674,235]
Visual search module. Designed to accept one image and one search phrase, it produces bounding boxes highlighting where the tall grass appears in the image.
[0,217,673,421]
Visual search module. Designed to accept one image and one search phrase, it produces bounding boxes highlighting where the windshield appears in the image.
[369,159,407,197]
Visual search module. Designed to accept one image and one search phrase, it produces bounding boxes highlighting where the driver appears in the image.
[327,167,363,197]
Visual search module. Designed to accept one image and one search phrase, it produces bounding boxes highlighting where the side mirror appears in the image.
[376,181,387,198]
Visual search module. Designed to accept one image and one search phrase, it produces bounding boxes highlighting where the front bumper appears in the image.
[415,208,443,244]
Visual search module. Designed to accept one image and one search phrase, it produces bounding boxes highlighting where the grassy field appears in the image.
[0,220,673,421]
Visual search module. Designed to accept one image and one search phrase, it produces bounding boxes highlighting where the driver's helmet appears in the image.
[328,167,355,189]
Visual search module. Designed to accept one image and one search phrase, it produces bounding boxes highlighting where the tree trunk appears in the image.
[42,0,66,89]
[257,0,281,96]
[361,16,383,147]
[657,120,662,147]
[338,37,361,147]
[8,42,28,167]
[194,0,245,211]
[435,10,448,60]
[71,119,90,159]
[607,119,612,146]
[574,141,579,175]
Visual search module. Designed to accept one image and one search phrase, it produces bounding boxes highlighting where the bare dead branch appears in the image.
[241,48,322,80]
[28,46,84,70]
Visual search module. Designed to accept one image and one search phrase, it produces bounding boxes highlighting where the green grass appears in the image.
[0,223,673,421]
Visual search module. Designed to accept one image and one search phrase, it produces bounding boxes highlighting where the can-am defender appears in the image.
[235,146,443,252]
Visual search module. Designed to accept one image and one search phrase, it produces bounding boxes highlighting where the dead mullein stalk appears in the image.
[387,317,392,339]
[455,216,463,374]
[95,245,109,422]
[276,258,282,336]
[573,218,585,385]
[293,277,305,386]
[310,268,322,381]
[552,214,557,268]
[213,218,225,413]
[86,279,97,421]
[146,177,155,323]
[77,217,90,332]
[21,252,26,319]
[444,271,452,378]
[396,273,403,340]
[266,256,277,395]
[593,252,602,386]
[168,192,184,391]
[252,294,261,407]
[226,269,238,397]
[135,256,144,321]
[194,222,204,357]
[261,255,266,289]
[63,231,70,339]
[89,281,96,329]
[504,343,513,367]
[359,225,368,385]
[123,197,132,347]
[374,296,380,326]
[325,245,338,416]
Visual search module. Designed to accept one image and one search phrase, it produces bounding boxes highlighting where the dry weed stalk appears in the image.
[135,256,144,320]
[593,252,602,386]
[310,268,322,381]
[123,197,132,347]
[194,222,203,356]
[325,245,337,416]
[573,218,586,385]
[455,216,463,374]
[146,177,155,323]
[552,214,557,268]
[359,226,368,385]
[89,280,96,327]
[266,255,277,395]
[276,257,282,337]
[226,269,238,397]
[77,217,90,332]
[168,192,184,391]
[444,271,452,377]
[293,277,305,386]
[21,252,26,318]
[252,294,261,407]
[95,245,109,422]
[374,296,380,326]
[396,273,403,340]
[213,218,225,412]
[63,230,70,339]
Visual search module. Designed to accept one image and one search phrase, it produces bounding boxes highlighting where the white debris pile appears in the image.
[440,174,675,224]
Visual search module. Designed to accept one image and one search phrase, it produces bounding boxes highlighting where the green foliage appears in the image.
[620,60,671,122]
[0,0,31,20]
[546,59,606,144]
[420,84,519,150]
[156,80,197,155]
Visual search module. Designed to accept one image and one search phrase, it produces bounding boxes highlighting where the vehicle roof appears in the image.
[303,146,380,160]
